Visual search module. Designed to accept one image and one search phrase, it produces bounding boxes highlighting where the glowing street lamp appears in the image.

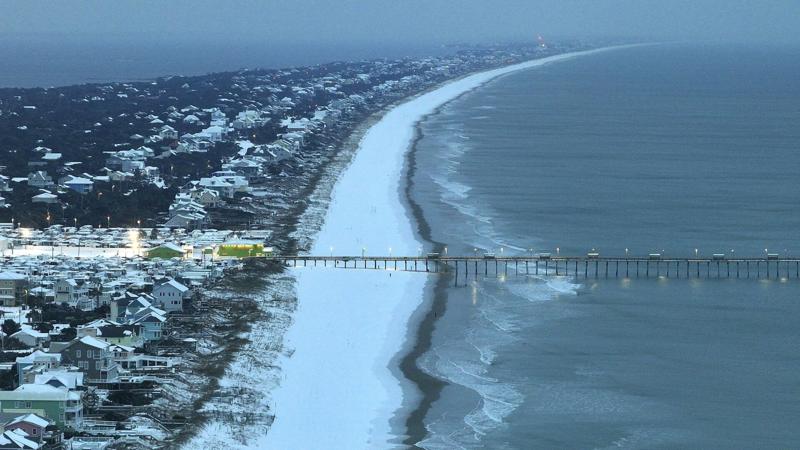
[444,246,448,256]
[329,246,334,257]
[107,216,111,228]
[556,247,560,256]
[625,248,629,257]
[694,248,698,257]
[389,247,392,257]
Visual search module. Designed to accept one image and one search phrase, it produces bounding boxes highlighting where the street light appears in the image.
[329,246,334,257]
[389,247,392,257]
[694,248,698,257]
[107,216,111,228]
[625,248,629,257]
[556,247,560,256]
[444,246,447,256]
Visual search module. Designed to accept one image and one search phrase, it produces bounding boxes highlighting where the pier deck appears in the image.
[263,255,800,282]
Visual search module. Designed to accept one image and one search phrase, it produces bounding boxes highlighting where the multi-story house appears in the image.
[58,336,119,384]
[0,384,82,428]
[0,271,28,306]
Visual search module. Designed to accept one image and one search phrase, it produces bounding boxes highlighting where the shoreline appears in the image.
[263,46,634,449]
[396,45,643,447]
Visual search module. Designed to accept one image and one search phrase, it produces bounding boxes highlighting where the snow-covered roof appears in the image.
[161,279,188,292]
[153,243,184,253]
[33,370,84,390]
[0,428,39,449]
[76,335,110,349]
[0,271,26,281]
[0,383,72,402]
[11,328,49,339]
[64,176,93,185]
[42,152,62,161]
[16,350,60,365]
[8,413,50,428]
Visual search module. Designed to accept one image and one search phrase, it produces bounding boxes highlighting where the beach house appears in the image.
[0,271,28,306]
[152,279,189,313]
[58,336,119,383]
[61,176,94,194]
[0,384,83,428]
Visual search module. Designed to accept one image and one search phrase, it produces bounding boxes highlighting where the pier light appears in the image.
[625,248,629,256]
[362,247,366,258]
[389,247,392,256]
[107,216,111,228]
[474,248,478,256]
[73,218,77,228]
[556,247,560,256]
[137,219,141,228]
[329,246,334,257]
[444,247,447,256]
[418,246,422,256]
[694,248,698,257]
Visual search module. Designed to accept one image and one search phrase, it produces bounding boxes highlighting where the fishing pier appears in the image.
[266,254,800,284]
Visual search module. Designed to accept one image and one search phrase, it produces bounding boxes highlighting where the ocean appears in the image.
[408,44,800,449]
[0,35,442,88]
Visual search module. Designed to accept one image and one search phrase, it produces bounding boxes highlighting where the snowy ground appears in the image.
[184,47,626,449]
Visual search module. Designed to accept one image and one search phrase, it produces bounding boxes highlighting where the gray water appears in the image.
[410,44,800,449]
[0,35,441,88]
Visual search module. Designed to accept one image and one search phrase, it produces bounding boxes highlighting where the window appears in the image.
[32,428,38,435]
[76,350,81,358]
[86,350,92,358]
[95,361,102,369]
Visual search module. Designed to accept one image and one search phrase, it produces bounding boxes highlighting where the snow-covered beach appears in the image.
[262,47,624,449]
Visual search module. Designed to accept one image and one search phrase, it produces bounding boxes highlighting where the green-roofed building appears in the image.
[145,243,186,259]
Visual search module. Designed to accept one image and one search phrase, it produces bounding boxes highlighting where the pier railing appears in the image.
[262,255,800,282]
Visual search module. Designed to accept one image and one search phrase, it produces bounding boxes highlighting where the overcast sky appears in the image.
[2,0,798,45]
